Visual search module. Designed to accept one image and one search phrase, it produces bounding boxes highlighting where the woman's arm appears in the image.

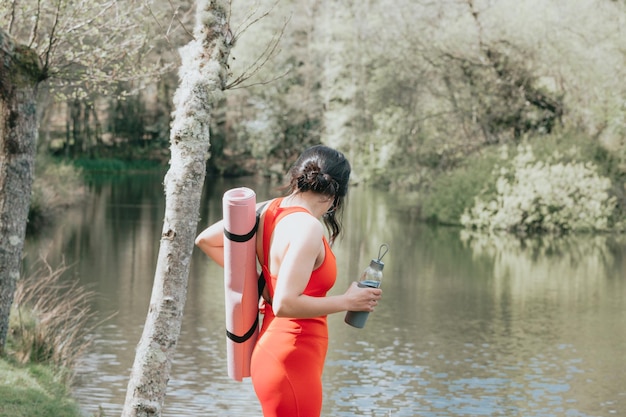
[195,200,270,267]
[195,219,225,267]
[271,213,382,318]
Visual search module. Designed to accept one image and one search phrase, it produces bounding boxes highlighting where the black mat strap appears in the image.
[226,316,259,343]
[223,215,260,243]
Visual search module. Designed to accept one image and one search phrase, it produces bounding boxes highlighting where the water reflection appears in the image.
[23,173,626,417]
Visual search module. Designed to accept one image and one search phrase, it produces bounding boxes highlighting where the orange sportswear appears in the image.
[251,198,337,417]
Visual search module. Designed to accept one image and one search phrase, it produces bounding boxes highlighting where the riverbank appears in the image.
[0,358,85,417]
[3,251,104,417]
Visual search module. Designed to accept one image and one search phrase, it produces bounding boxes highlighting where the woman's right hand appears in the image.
[344,281,382,312]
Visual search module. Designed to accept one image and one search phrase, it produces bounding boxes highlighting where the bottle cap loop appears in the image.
[377,243,389,262]
[370,243,389,271]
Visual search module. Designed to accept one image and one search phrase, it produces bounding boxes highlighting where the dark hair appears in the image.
[286,145,351,244]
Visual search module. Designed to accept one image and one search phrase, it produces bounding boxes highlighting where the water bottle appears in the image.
[345,244,389,328]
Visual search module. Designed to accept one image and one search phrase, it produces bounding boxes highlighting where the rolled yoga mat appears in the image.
[222,187,259,381]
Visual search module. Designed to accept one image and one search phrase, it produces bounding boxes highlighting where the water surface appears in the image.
[24,173,626,416]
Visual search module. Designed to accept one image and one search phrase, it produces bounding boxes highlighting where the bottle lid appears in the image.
[370,243,389,271]
[369,259,384,271]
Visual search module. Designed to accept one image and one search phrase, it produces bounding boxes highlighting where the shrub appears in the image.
[461,144,617,234]
[420,147,501,225]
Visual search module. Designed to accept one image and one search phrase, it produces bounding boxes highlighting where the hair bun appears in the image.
[286,145,351,244]
[315,172,338,195]
[317,172,330,187]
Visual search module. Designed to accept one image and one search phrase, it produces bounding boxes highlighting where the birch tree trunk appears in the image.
[121,1,232,416]
[0,30,42,353]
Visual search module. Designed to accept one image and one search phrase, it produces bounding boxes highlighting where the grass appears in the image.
[0,358,84,417]
[9,259,101,371]
[1,258,109,417]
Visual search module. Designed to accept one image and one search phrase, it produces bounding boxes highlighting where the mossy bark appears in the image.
[121,1,232,416]
[0,29,43,353]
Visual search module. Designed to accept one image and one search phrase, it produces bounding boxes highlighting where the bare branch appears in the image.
[233,0,280,43]
[41,0,64,76]
[226,13,290,90]
[8,0,17,35]
[144,0,172,45]
[65,1,115,33]
[28,0,42,48]
[167,0,195,42]
[228,67,291,90]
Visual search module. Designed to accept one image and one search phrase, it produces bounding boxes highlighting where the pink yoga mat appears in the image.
[222,187,259,381]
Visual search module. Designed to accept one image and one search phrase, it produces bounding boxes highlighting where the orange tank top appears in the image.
[260,198,337,325]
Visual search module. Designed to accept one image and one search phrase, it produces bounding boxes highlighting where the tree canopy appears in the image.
[2,0,624,216]
[223,0,625,186]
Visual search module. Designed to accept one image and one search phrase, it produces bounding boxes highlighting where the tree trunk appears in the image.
[0,30,42,352]
[121,1,232,416]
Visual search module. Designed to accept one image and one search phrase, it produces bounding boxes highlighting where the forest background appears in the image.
[1,0,625,414]
[4,0,626,229]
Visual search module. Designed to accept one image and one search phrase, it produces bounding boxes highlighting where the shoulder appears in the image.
[277,211,324,243]
[279,211,323,234]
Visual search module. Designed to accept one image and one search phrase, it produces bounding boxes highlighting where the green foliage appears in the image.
[28,156,85,232]
[441,42,564,141]
[461,143,619,234]
[313,0,624,189]
[2,0,180,165]
[109,92,147,144]
[420,148,501,225]
[73,158,127,171]
[72,157,163,173]
[5,0,625,190]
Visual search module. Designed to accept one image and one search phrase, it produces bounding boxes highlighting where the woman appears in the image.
[195,145,382,417]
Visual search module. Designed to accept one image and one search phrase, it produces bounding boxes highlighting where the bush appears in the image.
[420,148,501,225]
[461,144,618,234]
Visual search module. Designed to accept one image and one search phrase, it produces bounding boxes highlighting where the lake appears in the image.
[24,172,626,417]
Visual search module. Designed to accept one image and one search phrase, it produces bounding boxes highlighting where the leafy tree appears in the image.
[1,0,182,157]
[0,0,175,353]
